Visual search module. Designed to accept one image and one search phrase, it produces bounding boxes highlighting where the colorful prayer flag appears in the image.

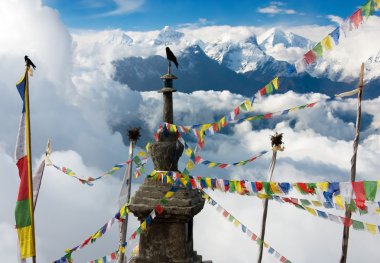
[15,70,35,259]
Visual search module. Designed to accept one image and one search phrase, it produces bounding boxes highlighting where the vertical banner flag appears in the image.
[15,69,36,259]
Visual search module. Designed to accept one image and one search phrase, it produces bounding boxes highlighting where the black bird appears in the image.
[165,47,178,68]
[24,56,36,70]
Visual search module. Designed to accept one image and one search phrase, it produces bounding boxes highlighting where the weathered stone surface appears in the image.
[129,73,211,263]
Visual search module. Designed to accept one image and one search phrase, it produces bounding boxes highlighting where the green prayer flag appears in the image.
[228,215,234,222]
[265,82,274,94]
[312,42,323,57]
[229,181,236,193]
[361,0,375,19]
[263,182,274,195]
[345,201,357,212]
[300,199,311,206]
[364,181,377,201]
[239,102,248,111]
[352,220,365,230]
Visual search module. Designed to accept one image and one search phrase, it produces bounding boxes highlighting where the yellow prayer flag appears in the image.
[165,191,175,199]
[366,223,377,235]
[166,176,173,184]
[180,178,188,186]
[317,182,329,191]
[233,220,240,227]
[272,77,279,90]
[92,231,102,239]
[334,195,344,209]
[141,221,147,231]
[235,181,243,194]
[208,162,217,168]
[138,151,146,157]
[205,178,212,188]
[312,200,323,207]
[17,226,35,258]
[186,160,195,170]
[378,180,380,188]
[220,116,226,127]
[98,259,103,263]
[244,99,252,111]
[375,0,380,8]
[185,148,192,157]
[270,182,282,194]
[321,36,332,51]
[306,207,317,216]
[263,242,269,248]
[119,246,126,253]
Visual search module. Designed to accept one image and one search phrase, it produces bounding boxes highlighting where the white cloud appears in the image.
[1,1,380,262]
[257,2,297,15]
[327,14,344,25]
[101,0,144,16]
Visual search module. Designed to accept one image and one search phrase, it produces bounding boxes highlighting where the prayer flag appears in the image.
[312,42,323,57]
[15,71,35,259]
[304,50,317,64]
[329,27,340,45]
[361,0,375,19]
[321,36,332,51]
[350,9,363,28]
[364,181,377,201]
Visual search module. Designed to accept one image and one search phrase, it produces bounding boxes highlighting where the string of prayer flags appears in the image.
[203,193,292,262]
[147,171,380,214]
[276,194,380,236]
[194,150,268,169]
[87,250,119,263]
[50,153,149,185]
[155,77,281,151]
[53,180,181,262]
[295,0,379,73]
[159,100,319,153]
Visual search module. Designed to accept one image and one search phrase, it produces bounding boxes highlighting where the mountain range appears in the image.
[103,26,379,98]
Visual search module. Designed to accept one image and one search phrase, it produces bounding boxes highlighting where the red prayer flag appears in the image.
[111,252,117,260]
[297,183,315,194]
[251,234,257,240]
[222,210,229,218]
[307,102,318,108]
[218,164,228,169]
[155,204,164,214]
[354,199,366,211]
[259,87,266,96]
[304,50,317,64]
[352,181,366,200]
[340,216,353,227]
[263,113,273,119]
[234,107,240,116]
[255,182,263,192]
[280,256,286,262]
[350,9,362,28]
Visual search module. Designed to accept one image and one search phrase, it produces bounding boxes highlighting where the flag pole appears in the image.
[340,63,364,263]
[118,128,140,263]
[24,65,37,263]
[257,132,284,263]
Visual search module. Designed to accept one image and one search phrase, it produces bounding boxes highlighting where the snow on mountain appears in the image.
[204,36,273,73]
[153,26,184,46]
[258,28,314,49]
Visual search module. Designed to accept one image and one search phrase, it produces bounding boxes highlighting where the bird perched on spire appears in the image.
[24,56,36,70]
[165,47,178,68]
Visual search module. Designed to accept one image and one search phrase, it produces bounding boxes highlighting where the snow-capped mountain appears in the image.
[153,26,184,46]
[205,36,271,73]
[73,25,380,98]
[258,28,314,50]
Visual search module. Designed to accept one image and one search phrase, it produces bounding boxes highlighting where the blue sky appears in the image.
[43,0,364,30]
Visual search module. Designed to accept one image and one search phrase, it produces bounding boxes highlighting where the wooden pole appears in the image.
[118,129,140,263]
[24,66,37,263]
[258,132,284,263]
[340,63,364,263]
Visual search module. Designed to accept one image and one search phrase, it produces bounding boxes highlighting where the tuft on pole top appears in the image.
[128,128,141,142]
[270,132,285,152]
